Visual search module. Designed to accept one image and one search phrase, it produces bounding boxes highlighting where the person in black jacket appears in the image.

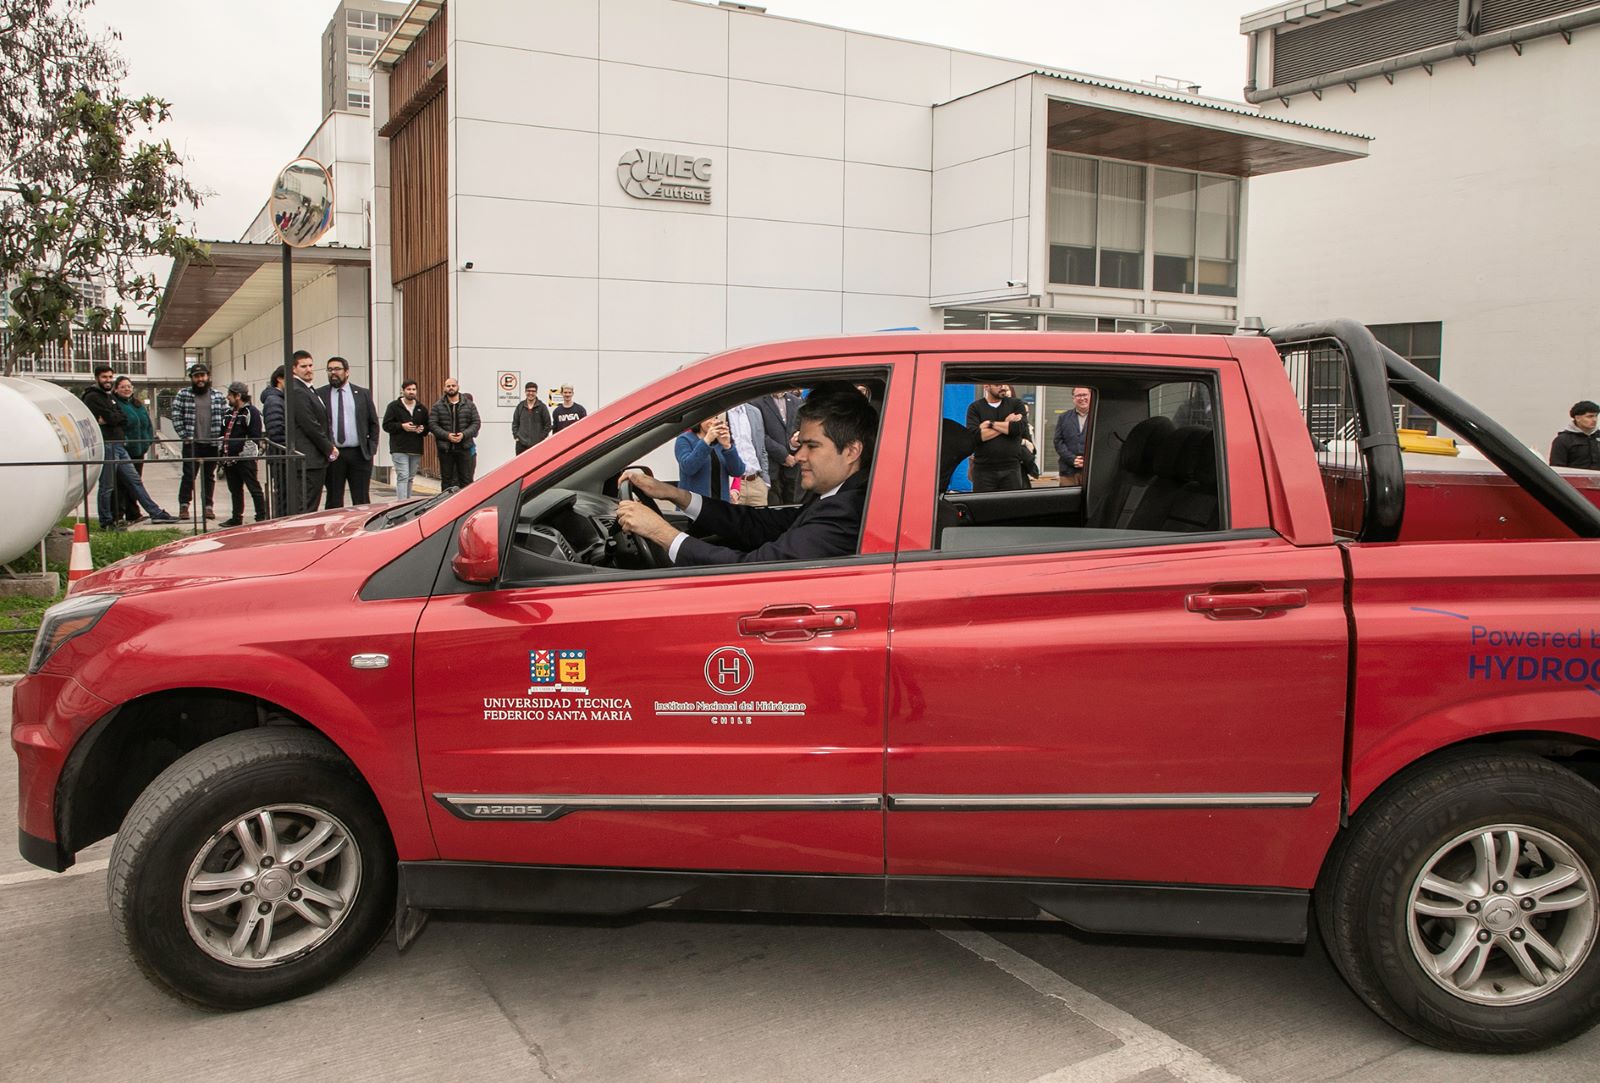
[261,365,288,518]
[754,389,803,503]
[287,352,336,514]
[965,384,1030,491]
[219,382,266,526]
[615,391,874,565]
[82,364,176,528]
[512,381,552,455]
[1550,400,1600,469]
[428,377,481,490]
[382,379,429,500]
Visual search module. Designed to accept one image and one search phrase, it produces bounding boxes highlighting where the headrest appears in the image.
[1119,415,1175,474]
[939,417,976,489]
[1155,425,1213,481]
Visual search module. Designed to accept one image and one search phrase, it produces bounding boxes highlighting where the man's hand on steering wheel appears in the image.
[614,470,683,568]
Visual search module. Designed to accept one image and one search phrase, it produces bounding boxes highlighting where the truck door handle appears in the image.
[1186,587,1308,620]
[738,605,857,642]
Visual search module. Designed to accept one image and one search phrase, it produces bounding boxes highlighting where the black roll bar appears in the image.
[1269,318,1405,542]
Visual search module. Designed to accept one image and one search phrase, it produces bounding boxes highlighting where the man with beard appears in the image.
[382,379,428,500]
[83,364,178,529]
[428,377,481,489]
[318,356,379,507]
[169,362,228,518]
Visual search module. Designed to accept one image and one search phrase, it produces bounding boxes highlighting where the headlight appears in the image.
[28,593,118,674]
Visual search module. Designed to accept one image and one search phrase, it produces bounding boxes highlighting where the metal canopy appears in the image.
[1033,72,1368,176]
[148,241,370,350]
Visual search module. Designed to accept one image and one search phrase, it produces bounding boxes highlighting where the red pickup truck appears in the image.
[14,322,1600,1052]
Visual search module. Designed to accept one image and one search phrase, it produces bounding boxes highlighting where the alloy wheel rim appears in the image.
[1407,823,1596,1005]
[182,803,362,969]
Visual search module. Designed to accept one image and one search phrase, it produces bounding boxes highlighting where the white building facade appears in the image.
[1239,0,1600,450]
[373,0,1365,470]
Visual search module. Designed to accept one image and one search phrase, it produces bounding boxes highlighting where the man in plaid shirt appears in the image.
[169,363,229,519]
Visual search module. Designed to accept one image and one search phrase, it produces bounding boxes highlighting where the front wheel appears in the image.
[1317,751,1600,1052]
[108,729,397,1009]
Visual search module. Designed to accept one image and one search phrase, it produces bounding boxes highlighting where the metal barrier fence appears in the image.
[0,439,312,537]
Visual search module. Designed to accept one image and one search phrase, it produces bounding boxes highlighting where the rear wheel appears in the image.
[1318,752,1600,1052]
[108,729,396,1009]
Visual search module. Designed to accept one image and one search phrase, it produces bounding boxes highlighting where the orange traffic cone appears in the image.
[66,521,94,592]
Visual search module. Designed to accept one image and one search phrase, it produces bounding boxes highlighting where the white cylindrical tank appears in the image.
[0,376,104,565]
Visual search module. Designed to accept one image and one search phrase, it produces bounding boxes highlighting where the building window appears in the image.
[377,13,397,33]
[348,34,378,57]
[1196,176,1239,296]
[1371,321,1443,434]
[1098,161,1144,289]
[348,10,380,31]
[347,89,371,111]
[1050,153,1239,298]
[945,311,1112,333]
[347,61,370,83]
[1046,155,1145,290]
[1153,170,1239,297]
[1047,155,1097,286]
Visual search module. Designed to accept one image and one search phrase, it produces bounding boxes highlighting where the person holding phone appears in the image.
[674,413,744,502]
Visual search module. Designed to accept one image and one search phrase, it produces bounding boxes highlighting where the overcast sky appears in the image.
[85,0,1259,246]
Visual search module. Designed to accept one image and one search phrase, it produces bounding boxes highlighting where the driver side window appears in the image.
[499,372,889,584]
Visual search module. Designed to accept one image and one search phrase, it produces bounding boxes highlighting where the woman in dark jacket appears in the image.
[219,382,267,526]
[114,377,154,523]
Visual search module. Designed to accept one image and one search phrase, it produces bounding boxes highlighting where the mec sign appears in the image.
[617,148,712,204]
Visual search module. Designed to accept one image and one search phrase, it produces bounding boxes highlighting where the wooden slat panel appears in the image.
[390,4,447,116]
[400,263,449,475]
[389,88,447,283]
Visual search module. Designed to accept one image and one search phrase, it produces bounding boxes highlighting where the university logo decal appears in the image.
[529,649,588,694]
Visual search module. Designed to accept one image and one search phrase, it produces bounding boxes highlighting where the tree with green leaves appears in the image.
[0,0,204,375]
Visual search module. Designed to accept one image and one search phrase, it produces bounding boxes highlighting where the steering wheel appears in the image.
[614,478,670,569]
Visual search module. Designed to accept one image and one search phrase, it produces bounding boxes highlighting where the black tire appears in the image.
[107,728,396,1010]
[1317,750,1600,1052]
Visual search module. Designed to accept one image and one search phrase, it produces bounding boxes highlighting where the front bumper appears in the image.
[11,671,113,871]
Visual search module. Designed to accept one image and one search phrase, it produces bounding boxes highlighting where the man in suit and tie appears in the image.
[287,350,336,514]
[318,356,380,507]
[754,389,803,503]
[615,391,874,565]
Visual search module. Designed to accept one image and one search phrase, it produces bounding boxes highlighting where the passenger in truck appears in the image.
[615,390,875,565]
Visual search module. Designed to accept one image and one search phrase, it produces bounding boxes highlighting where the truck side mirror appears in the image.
[451,507,500,584]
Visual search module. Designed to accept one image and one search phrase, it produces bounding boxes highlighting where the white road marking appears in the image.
[0,857,109,888]
[928,920,1248,1083]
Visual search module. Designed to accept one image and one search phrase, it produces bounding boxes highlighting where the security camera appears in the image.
[1005,279,1024,288]
[462,261,474,271]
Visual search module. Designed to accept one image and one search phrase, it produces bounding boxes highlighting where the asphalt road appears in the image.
[5,691,1599,1081]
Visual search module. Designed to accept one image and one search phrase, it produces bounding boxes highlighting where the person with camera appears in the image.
[674,413,745,503]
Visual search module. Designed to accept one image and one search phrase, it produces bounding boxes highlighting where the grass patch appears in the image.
[2,526,184,673]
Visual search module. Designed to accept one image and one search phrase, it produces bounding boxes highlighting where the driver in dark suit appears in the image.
[616,391,874,565]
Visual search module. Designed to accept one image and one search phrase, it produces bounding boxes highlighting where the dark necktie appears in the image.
[336,388,347,444]
[710,448,724,499]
